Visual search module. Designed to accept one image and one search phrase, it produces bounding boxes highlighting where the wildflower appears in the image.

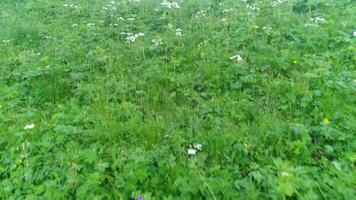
[230,54,243,61]
[125,33,145,43]
[176,28,182,36]
[167,23,174,29]
[194,144,202,151]
[293,60,298,64]
[222,8,234,13]
[188,148,196,155]
[161,1,180,9]
[271,0,288,7]
[138,196,143,200]
[63,3,77,8]
[262,26,273,34]
[152,37,162,46]
[281,171,290,177]
[323,117,330,125]
[306,16,326,27]
[353,31,356,37]
[2,39,10,43]
[24,123,35,130]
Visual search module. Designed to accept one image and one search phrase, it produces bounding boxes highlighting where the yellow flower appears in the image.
[243,143,249,148]
[293,60,298,64]
[323,117,330,125]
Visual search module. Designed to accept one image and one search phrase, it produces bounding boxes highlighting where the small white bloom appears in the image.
[194,144,203,151]
[167,23,174,29]
[230,54,243,61]
[161,1,180,9]
[64,3,77,8]
[353,31,356,37]
[2,39,10,43]
[281,171,290,177]
[176,28,182,36]
[125,32,145,43]
[152,37,162,46]
[188,148,196,155]
[24,124,35,130]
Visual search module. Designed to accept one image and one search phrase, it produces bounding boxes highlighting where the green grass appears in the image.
[0,0,355,199]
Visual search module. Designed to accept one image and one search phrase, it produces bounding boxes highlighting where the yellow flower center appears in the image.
[323,118,330,125]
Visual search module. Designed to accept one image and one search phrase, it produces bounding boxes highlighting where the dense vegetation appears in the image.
[0,0,355,199]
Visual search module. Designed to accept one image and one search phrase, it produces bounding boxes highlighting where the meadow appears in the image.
[0,0,355,199]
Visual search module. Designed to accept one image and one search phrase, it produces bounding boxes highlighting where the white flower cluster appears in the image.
[161,1,180,9]
[63,3,78,8]
[262,25,273,34]
[305,16,326,27]
[121,32,145,43]
[195,10,207,18]
[230,54,244,62]
[222,8,235,13]
[152,37,162,46]
[187,143,203,156]
[2,39,10,43]
[125,0,142,2]
[118,16,135,21]
[246,4,260,12]
[271,0,288,7]
[176,28,182,36]
[24,123,35,130]
[102,1,118,11]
